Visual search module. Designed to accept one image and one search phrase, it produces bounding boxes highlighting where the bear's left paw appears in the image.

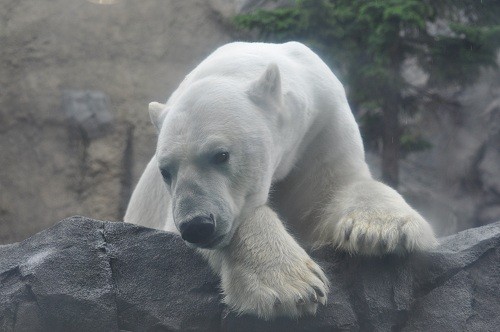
[221,252,329,320]
[332,208,438,256]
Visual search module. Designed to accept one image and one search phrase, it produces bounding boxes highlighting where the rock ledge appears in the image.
[1,217,499,331]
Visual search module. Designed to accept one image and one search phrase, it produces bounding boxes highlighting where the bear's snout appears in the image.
[179,214,216,245]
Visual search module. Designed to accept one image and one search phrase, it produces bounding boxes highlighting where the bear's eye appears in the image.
[160,168,172,185]
[213,151,230,164]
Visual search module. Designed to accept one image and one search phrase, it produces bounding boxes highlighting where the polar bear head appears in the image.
[150,64,284,249]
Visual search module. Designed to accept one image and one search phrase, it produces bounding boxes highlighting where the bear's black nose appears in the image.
[179,215,215,244]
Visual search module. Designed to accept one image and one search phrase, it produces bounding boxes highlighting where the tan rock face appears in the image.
[0,0,232,243]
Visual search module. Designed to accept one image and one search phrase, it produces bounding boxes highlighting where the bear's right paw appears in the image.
[332,207,438,256]
[220,253,329,320]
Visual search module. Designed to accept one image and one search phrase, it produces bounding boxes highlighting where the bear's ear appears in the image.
[247,63,282,108]
[148,101,168,132]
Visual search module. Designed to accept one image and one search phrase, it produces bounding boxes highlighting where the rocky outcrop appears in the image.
[1,216,499,331]
[394,66,500,236]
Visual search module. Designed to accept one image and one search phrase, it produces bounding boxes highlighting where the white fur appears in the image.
[125,42,437,320]
[148,101,167,132]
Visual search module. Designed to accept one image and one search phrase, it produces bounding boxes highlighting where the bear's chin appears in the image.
[184,233,229,250]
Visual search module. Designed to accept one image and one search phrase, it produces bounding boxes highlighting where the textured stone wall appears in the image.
[0,0,233,243]
[386,66,500,235]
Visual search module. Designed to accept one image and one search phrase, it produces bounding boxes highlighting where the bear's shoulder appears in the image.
[212,41,314,59]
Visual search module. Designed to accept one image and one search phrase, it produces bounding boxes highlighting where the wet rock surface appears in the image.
[1,216,499,331]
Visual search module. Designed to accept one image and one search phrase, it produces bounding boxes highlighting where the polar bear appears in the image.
[125,41,437,320]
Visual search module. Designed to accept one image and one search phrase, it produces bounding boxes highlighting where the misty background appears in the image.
[1,0,499,244]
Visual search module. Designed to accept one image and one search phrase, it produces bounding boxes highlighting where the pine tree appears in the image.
[234,0,500,187]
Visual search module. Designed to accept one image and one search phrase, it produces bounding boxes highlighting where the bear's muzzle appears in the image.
[179,214,216,245]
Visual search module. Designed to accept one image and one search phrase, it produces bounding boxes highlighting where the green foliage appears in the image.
[424,24,500,85]
[234,0,500,152]
[358,110,383,150]
[400,133,432,154]
[234,8,303,41]
[234,0,499,185]
[234,0,500,92]
[359,111,432,154]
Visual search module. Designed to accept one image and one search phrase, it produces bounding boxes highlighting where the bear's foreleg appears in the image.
[314,179,438,255]
[200,205,329,320]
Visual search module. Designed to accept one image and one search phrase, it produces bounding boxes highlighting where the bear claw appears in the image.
[312,285,325,298]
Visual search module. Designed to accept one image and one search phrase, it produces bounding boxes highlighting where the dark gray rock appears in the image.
[1,217,499,331]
